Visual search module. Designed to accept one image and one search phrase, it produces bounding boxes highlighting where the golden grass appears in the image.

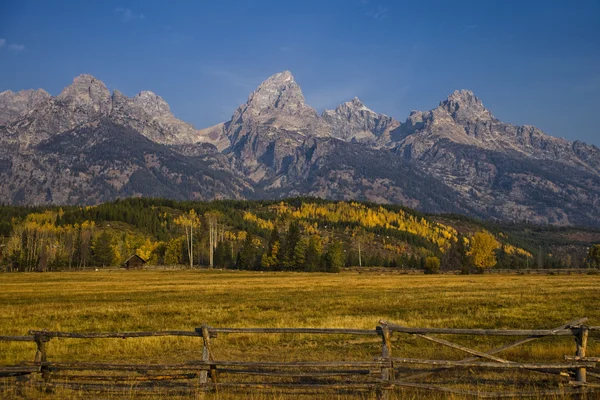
[0,270,599,399]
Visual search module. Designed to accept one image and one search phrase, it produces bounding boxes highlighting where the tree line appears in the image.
[0,198,597,272]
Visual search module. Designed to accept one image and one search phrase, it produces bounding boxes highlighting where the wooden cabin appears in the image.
[122,254,147,269]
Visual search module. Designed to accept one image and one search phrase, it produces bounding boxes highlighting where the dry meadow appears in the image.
[1,270,599,399]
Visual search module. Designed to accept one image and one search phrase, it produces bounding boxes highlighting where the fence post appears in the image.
[378,323,393,400]
[34,333,46,364]
[34,332,51,391]
[575,326,589,384]
[197,324,209,387]
[201,324,218,386]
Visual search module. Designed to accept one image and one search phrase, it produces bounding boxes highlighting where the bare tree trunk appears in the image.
[68,234,74,270]
[185,225,193,269]
[209,222,214,268]
[358,241,362,267]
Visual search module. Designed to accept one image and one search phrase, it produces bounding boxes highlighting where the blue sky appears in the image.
[0,0,599,144]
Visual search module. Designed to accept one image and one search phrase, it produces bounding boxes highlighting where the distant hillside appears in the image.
[1,198,597,272]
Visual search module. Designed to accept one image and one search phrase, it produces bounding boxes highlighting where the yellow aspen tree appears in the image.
[174,210,200,268]
[467,230,500,272]
[352,228,374,267]
[205,212,222,268]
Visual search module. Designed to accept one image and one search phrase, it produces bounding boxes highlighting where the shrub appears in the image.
[424,256,441,274]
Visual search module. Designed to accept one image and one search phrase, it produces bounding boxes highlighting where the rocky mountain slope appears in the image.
[322,97,400,145]
[1,71,599,226]
[2,120,249,205]
[0,89,51,125]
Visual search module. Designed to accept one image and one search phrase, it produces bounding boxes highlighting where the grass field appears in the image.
[0,270,599,399]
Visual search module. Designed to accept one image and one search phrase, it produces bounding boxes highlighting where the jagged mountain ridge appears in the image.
[0,75,222,148]
[1,71,599,226]
[2,120,250,205]
[396,89,600,174]
[322,97,400,145]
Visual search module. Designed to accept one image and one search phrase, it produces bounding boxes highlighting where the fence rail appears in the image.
[27,329,217,339]
[0,336,34,342]
[1,318,598,398]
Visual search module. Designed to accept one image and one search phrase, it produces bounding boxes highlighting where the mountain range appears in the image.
[1,71,599,226]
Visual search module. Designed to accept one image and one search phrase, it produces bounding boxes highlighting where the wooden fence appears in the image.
[0,319,598,398]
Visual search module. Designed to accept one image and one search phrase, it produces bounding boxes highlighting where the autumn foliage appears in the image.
[467,230,501,272]
[0,198,545,272]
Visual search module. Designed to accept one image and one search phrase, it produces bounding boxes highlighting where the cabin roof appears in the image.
[123,254,147,264]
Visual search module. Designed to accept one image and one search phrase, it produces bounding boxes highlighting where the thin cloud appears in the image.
[463,24,479,33]
[367,5,389,20]
[164,25,189,43]
[8,44,25,52]
[280,46,290,52]
[0,39,24,52]
[115,7,145,22]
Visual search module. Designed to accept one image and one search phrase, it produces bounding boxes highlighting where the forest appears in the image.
[0,197,598,273]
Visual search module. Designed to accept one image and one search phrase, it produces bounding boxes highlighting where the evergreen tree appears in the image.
[268,226,280,253]
[224,241,234,268]
[282,222,301,268]
[292,237,308,270]
[92,231,115,267]
[214,241,233,268]
[305,235,322,272]
[398,254,409,269]
[261,241,280,270]
[370,253,383,267]
[324,241,344,273]
[238,234,256,270]
[496,245,509,269]
[235,251,241,270]
[442,235,468,271]
[345,250,359,267]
